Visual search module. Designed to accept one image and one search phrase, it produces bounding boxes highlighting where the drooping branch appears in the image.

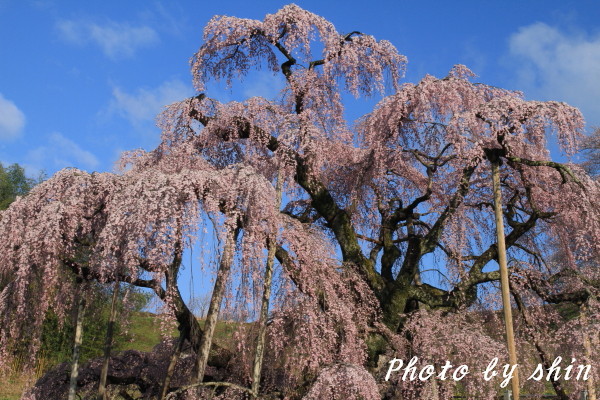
[526,279,592,305]
[251,169,283,397]
[506,156,583,186]
[512,289,569,400]
[275,244,327,312]
[420,162,478,256]
[308,30,363,70]
[394,162,479,289]
[187,97,383,292]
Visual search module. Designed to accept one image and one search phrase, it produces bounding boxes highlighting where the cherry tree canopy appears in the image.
[1,4,599,399]
[582,127,600,176]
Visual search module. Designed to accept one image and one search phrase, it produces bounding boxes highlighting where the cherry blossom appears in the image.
[1,4,599,399]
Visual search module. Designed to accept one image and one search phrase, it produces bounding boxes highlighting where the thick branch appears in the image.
[421,163,478,255]
[188,97,383,292]
[394,162,478,289]
[468,212,539,281]
[506,156,582,186]
[64,260,166,300]
[275,244,327,312]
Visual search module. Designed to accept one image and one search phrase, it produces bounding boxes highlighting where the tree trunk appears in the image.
[430,379,440,400]
[194,227,238,383]
[164,272,231,369]
[581,309,597,400]
[251,173,282,396]
[98,281,120,400]
[159,333,186,400]
[582,331,596,400]
[68,296,86,400]
[160,228,231,370]
[251,241,275,396]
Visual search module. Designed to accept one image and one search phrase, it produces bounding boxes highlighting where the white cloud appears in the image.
[27,132,99,171]
[242,70,285,99]
[110,79,193,125]
[509,23,600,125]
[0,93,25,140]
[57,19,159,59]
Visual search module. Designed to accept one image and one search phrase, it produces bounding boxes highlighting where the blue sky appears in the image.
[1,0,600,177]
[1,0,600,309]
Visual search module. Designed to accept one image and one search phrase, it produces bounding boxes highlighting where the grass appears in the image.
[0,312,240,400]
[0,374,30,400]
[124,311,172,353]
[124,312,239,352]
[0,356,53,400]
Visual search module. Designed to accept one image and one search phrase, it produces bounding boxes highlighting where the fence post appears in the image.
[503,390,512,400]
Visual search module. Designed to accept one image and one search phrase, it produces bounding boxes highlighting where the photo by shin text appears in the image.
[385,356,593,388]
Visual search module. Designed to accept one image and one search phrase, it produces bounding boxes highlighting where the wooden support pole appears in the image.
[491,159,520,400]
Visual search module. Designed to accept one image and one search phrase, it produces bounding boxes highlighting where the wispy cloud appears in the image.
[147,2,189,37]
[110,79,193,125]
[508,23,600,125]
[0,93,25,140]
[242,71,285,99]
[27,132,99,171]
[57,19,159,59]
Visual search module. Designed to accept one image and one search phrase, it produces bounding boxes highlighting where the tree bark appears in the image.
[194,227,238,383]
[581,309,597,400]
[159,334,186,400]
[68,296,86,400]
[98,281,120,400]
[251,172,283,396]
